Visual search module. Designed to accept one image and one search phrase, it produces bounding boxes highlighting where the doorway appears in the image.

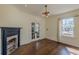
[31,22,40,40]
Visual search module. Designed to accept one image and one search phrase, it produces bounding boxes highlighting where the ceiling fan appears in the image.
[42,5,50,17]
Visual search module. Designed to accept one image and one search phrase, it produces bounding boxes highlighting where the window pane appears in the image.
[61,17,74,37]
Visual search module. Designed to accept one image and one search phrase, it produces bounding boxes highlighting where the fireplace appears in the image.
[0,27,21,55]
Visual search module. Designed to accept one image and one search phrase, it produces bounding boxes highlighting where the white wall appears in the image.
[0,5,46,45]
[59,14,79,47]
[45,16,58,41]
[46,9,79,47]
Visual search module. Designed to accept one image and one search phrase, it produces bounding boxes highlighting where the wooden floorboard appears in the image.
[11,39,79,55]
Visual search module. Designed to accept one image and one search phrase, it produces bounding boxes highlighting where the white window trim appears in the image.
[60,17,74,37]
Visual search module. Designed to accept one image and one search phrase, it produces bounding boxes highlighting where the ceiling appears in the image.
[14,4,79,16]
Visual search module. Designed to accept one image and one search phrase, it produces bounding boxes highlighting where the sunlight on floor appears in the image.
[66,47,79,55]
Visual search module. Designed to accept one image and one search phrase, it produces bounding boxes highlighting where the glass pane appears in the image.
[61,17,74,37]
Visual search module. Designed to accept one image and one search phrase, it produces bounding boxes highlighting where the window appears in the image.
[61,17,74,37]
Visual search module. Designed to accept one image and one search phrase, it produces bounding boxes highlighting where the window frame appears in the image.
[60,17,74,37]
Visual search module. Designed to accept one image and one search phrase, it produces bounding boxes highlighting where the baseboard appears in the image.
[58,42,79,49]
[43,38,79,49]
[20,38,44,46]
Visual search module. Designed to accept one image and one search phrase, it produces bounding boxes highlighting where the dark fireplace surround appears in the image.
[1,27,21,55]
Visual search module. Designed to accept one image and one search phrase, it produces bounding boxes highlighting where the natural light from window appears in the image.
[61,17,74,37]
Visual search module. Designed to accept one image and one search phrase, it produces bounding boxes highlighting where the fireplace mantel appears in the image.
[0,27,21,55]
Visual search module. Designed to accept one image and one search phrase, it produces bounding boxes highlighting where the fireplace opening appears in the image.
[7,38,16,45]
[7,35,18,54]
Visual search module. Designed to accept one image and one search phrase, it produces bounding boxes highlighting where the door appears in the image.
[31,22,40,40]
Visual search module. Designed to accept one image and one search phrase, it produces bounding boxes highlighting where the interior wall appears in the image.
[45,16,58,41]
[59,9,79,47]
[0,5,46,45]
[46,9,79,47]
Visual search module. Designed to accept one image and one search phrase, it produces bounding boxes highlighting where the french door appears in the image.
[31,22,40,40]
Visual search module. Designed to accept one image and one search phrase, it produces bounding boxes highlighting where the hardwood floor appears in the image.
[11,39,79,55]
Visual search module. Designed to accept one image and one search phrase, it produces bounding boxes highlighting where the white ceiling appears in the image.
[14,4,79,16]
